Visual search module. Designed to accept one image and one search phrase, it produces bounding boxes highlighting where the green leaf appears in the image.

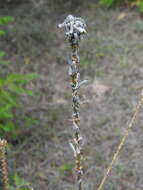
[0,104,13,119]
[9,84,27,94]
[25,73,39,81]
[0,122,14,132]
[24,89,33,96]
[0,30,6,36]
[7,73,24,82]
[0,78,5,87]
[59,163,73,172]
[6,73,38,85]
[100,0,114,6]
[1,90,17,106]
[0,51,6,57]
[8,83,34,96]
[138,1,143,12]
[14,174,31,188]
[0,16,14,25]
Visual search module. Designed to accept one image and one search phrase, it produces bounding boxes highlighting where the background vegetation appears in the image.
[1,0,143,189]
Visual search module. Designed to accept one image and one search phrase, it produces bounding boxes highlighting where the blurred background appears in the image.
[1,0,143,189]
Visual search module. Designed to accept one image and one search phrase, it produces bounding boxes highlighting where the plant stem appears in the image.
[59,15,86,190]
[0,139,8,190]
[71,45,83,190]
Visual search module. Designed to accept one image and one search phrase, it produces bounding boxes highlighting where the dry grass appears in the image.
[1,3,143,190]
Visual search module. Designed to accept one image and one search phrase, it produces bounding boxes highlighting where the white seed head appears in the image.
[58,14,86,43]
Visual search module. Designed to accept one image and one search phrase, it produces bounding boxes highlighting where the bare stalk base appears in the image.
[0,139,8,190]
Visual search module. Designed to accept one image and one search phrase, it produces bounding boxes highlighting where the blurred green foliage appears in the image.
[100,0,114,6]
[58,162,73,178]
[0,16,14,25]
[99,0,143,12]
[59,163,73,173]
[138,1,143,12]
[9,173,32,190]
[0,16,37,140]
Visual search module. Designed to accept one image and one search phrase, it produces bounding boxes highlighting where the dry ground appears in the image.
[2,3,143,190]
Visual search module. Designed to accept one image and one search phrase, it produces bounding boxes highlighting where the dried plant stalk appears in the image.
[59,15,87,190]
[0,139,9,190]
[98,92,143,190]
